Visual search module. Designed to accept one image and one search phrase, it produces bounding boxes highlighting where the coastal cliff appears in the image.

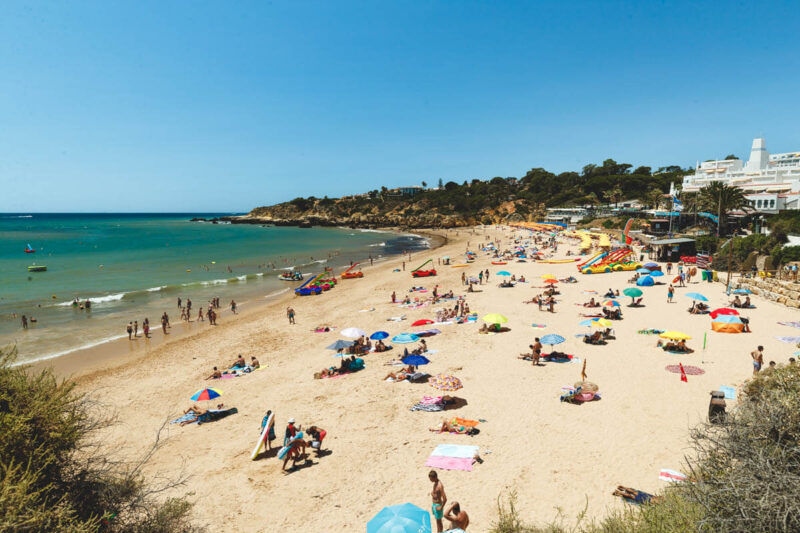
[198,160,687,228]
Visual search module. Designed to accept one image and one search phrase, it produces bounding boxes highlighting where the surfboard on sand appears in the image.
[250,412,275,460]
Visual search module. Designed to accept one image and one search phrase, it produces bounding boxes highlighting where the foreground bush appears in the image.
[493,364,800,532]
[0,347,201,532]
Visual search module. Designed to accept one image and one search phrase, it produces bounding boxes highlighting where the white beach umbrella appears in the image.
[341,327,367,338]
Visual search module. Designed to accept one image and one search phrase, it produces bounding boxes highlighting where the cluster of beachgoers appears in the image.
[70,224,796,531]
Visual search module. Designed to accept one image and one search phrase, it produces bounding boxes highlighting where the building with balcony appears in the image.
[680,138,800,212]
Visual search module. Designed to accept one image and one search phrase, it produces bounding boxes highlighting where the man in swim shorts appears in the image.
[429,470,447,532]
[751,345,764,375]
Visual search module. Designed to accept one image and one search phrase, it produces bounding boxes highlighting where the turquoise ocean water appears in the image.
[0,214,428,364]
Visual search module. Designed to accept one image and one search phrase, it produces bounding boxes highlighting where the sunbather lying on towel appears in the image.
[429,419,479,435]
[583,331,605,345]
[613,486,660,505]
[583,298,599,307]
[385,365,416,381]
[180,404,230,426]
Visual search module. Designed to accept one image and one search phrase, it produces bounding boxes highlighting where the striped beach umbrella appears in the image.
[190,388,222,401]
[603,300,620,307]
[392,333,420,344]
[429,374,463,392]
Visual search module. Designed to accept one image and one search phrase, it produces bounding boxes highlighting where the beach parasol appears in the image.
[644,262,659,268]
[636,268,651,274]
[544,279,558,284]
[341,327,367,338]
[685,292,708,302]
[711,314,744,333]
[429,374,463,391]
[326,339,355,350]
[401,354,430,366]
[496,271,511,276]
[482,313,508,324]
[603,300,620,307]
[659,331,692,340]
[411,319,434,327]
[541,274,556,280]
[370,331,389,340]
[190,388,222,402]
[649,270,664,277]
[623,287,643,298]
[392,333,420,344]
[367,502,431,533]
[540,334,565,349]
[709,308,739,319]
[732,288,752,295]
[636,276,655,287]
[592,318,613,328]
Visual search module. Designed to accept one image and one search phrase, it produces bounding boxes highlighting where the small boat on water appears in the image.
[279,271,303,281]
[28,265,47,272]
[24,243,36,253]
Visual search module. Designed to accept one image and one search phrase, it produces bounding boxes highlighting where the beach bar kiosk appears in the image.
[647,237,696,262]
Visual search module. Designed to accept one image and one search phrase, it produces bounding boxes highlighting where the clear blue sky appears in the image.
[1,1,799,212]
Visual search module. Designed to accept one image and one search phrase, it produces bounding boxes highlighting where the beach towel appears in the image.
[410,402,444,412]
[776,336,800,343]
[719,385,736,400]
[431,444,479,458]
[665,365,704,375]
[778,321,800,328]
[170,413,198,424]
[425,456,474,471]
[451,418,479,428]
[659,469,688,482]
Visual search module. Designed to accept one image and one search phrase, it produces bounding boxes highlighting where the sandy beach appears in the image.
[58,226,793,531]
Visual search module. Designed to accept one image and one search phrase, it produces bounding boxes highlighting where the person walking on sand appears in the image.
[391,291,396,303]
[230,300,237,314]
[429,470,447,533]
[287,306,295,324]
[444,502,469,531]
[143,318,150,338]
[133,320,139,338]
[752,345,764,375]
[161,314,168,334]
[198,307,204,321]
[177,297,182,309]
[126,322,133,340]
[667,284,674,303]
[21,315,27,330]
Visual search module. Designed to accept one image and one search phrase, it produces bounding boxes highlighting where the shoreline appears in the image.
[33,229,448,380]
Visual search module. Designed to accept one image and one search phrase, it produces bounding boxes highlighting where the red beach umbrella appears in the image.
[709,308,739,319]
[544,279,558,284]
[411,319,434,327]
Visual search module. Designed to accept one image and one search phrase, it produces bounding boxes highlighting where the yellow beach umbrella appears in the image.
[659,331,692,340]
[541,274,556,280]
[482,313,508,324]
[592,318,613,328]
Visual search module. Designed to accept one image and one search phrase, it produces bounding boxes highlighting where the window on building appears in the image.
[770,199,776,208]
[757,200,762,208]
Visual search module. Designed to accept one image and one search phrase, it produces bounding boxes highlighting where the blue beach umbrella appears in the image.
[644,262,659,268]
[326,339,355,351]
[370,331,390,340]
[636,276,655,287]
[649,270,664,277]
[686,292,709,302]
[732,288,752,295]
[540,334,565,348]
[497,270,511,276]
[392,333,420,344]
[401,355,430,366]
[636,268,651,274]
[367,503,431,533]
[579,319,597,327]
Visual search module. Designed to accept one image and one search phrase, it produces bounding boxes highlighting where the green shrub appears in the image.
[0,346,201,533]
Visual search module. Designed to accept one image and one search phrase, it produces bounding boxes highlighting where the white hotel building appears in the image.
[679,138,800,213]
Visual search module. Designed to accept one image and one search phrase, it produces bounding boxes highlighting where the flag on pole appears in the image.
[672,196,684,212]
[622,218,633,245]
[679,362,688,382]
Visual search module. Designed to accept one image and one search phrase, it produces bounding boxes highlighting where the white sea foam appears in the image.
[146,285,166,292]
[54,292,129,306]
[358,228,392,234]
[235,275,247,281]
[10,333,129,367]
[368,242,386,247]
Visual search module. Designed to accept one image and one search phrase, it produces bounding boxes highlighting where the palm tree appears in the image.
[605,186,624,208]
[698,182,751,236]
[645,190,664,210]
